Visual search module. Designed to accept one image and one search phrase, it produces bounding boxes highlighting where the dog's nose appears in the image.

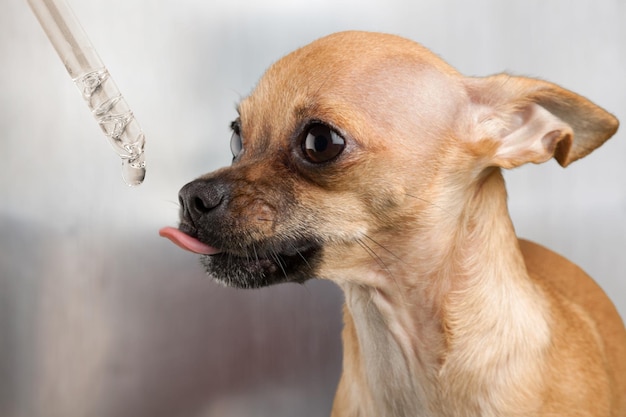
[178,179,226,224]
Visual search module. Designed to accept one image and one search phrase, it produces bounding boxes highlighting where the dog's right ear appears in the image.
[464,74,619,169]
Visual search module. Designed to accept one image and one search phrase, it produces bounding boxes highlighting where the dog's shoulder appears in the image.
[518,239,613,311]
[518,238,626,414]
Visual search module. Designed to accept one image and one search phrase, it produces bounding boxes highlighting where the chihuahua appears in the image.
[160,31,626,416]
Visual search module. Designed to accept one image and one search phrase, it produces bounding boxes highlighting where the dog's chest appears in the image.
[348,294,437,416]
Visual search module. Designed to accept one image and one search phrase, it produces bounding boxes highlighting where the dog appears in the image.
[160,31,626,417]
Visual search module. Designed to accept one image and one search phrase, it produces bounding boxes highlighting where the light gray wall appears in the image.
[1,0,624,416]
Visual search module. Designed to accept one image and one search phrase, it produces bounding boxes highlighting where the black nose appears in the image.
[178,179,227,225]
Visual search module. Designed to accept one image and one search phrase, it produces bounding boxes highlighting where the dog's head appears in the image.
[160,31,618,289]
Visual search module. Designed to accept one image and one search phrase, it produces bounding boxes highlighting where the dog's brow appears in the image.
[293,101,334,125]
[294,104,309,120]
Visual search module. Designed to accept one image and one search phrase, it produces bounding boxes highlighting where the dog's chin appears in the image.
[200,246,321,289]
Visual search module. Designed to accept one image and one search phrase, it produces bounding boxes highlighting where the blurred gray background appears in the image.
[1,0,624,416]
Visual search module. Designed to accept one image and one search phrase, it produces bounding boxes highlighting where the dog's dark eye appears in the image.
[302,123,345,163]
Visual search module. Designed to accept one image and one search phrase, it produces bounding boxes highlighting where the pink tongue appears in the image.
[159,227,222,255]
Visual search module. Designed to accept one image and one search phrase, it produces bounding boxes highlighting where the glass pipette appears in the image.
[27,0,146,186]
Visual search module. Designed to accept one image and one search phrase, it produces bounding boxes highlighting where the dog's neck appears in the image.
[335,169,550,417]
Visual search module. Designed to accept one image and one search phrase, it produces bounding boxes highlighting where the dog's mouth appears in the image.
[159,226,321,288]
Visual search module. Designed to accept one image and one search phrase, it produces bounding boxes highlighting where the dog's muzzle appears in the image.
[160,176,322,288]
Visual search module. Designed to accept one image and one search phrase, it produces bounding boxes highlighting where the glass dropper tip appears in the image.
[122,155,146,186]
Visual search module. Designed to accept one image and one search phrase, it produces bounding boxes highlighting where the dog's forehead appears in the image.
[255,32,456,98]
[274,31,457,82]
[238,31,462,147]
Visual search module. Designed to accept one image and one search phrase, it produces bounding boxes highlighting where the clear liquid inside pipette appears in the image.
[74,68,146,185]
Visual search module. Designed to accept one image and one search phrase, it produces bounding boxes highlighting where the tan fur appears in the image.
[228,31,625,416]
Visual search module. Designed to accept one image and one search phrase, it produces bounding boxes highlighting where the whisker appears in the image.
[356,238,391,275]
[362,234,404,263]
[357,237,406,300]
[163,199,182,211]
[404,193,454,218]
[271,251,289,279]
[294,246,311,269]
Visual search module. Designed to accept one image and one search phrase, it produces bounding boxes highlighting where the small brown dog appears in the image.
[160,31,626,416]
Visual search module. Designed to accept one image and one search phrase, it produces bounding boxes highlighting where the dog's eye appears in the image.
[230,131,243,159]
[230,119,243,160]
[302,123,345,163]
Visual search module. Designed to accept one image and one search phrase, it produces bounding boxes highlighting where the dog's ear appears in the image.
[465,74,619,168]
